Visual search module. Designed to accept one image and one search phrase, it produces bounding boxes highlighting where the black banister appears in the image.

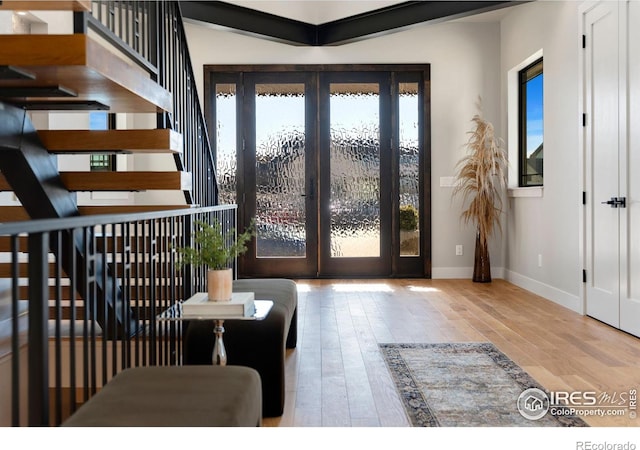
[75,1,219,207]
[4,204,238,426]
[27,232,50,427]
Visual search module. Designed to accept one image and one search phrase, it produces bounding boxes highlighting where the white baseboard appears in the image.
[504,270,582,314]
[432,266,505,279]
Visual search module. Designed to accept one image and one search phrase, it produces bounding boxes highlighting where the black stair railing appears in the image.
[78,0,218,207]
[1,204,238,426]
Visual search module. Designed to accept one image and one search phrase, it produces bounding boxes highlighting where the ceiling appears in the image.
[223,1,411,24]
[180,0,527,46]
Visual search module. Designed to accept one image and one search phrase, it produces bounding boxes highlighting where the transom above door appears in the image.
[205,65,431,278]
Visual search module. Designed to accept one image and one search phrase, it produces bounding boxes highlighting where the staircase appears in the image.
[0,3,222,426]
[0,5,192,218]
[0,0,198,334]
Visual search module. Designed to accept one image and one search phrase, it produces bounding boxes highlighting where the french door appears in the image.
[319,72,391,276]
[243,72,318,277]
[207,65,430,278]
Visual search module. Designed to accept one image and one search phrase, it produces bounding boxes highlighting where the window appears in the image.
[518,58,543,187]
[89,154,116,171]
[89,112,117,171]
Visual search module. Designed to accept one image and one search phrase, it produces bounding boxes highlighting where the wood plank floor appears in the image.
[262,278,640,427]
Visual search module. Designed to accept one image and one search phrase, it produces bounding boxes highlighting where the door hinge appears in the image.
[582,191,586,205]
[582,113,587,127]
[582,34,586,49]
[583,269,587,283]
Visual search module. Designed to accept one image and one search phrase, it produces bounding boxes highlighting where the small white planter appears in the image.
[207,268,233,301]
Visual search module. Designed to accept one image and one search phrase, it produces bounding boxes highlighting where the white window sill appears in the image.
[508,187,543,198]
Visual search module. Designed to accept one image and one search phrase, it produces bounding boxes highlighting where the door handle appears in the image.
[302,179,315,200]
[601,197,626,208]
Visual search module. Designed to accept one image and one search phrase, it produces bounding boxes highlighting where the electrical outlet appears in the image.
[538,254,542,267]
[456,245,463,256]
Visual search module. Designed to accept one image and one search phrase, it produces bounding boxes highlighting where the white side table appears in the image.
[159,295,273,365]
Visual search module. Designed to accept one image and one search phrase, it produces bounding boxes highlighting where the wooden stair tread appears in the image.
[0,235,162,253]
[0,1,91,11]
[0,235,27,252]
[0,34,172,113]
[0,171,191,192]
[0,207,29,222]
[1,258,178,279]
[38,129,183,154]
[78,205,194,215]
[60,171,192,192]
[0,262,67,278]
[0,205,193,222]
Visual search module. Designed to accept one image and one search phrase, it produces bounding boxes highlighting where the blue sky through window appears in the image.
[526,73,543,156]
[89,111,108,130]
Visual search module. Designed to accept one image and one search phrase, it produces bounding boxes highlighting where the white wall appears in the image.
[0,3,588,309]
[184,19,504,276]
[500,1,582,311]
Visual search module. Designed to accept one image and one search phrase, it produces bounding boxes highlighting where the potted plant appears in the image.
[452,101,507,282]
[399,204,419,255]
[176,218,255,301]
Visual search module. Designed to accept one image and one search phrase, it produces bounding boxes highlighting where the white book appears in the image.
[182,292,255,318]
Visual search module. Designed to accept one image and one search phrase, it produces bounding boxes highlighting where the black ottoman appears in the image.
[183,278,298,417]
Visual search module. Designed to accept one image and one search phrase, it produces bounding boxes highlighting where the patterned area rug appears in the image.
[380,343,588,427]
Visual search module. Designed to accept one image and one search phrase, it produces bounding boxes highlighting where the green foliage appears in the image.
[175,218,255,271]
[399,204,419,231]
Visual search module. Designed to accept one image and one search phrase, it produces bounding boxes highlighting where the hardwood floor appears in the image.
[262,278,640,427]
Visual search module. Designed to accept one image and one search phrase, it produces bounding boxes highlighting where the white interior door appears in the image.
[619,0,640,337]
[584,1,620,328]
[584,0,640,338]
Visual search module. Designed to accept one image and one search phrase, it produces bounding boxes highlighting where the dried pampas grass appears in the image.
[452,100,508,248]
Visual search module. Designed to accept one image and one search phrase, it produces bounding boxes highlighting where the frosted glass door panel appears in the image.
[329,83,380,258]
[255,83,307,258]
[215,84,237,205]
[399,83,420,257]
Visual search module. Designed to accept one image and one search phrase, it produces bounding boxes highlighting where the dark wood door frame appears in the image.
[204,64,431,278]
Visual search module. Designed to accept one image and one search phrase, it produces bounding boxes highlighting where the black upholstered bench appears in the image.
[62,365,262,427]
[183,278,298,417]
